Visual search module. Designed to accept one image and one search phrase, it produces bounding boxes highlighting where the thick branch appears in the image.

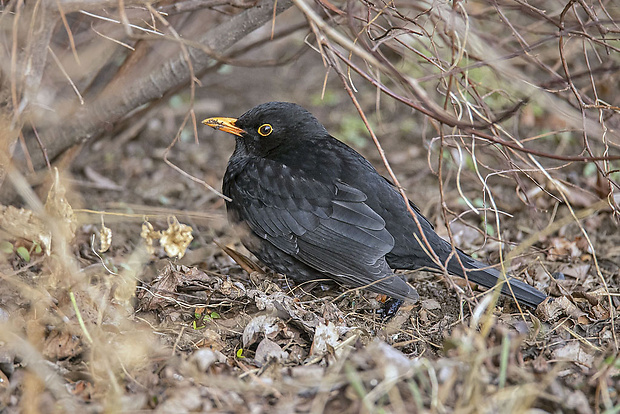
[29,0,292,169]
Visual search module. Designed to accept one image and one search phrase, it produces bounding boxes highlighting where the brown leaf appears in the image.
[255,338,288,364]
[538,295,589,322]
[552,341,595,369]
[195,329,226,352]
[591,304,610,320]
[547,237,582,261]
[139,264,184,311]
[42,330,83,361]
[556,263,591,280]
[251,290,323,335]
[67,380,93,401]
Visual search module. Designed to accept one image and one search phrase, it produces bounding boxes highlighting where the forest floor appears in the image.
[1,52,618,413]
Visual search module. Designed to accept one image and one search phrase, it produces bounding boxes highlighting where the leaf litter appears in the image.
[0,139,618,413]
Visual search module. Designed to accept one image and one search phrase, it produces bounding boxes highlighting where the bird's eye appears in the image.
[258,124,273,136]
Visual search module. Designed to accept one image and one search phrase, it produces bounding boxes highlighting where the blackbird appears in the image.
[203,102,547,308]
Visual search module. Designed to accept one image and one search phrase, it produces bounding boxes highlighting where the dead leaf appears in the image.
[367,340,415,377]
[140,217,193,259]
[255,338,288,364]
[195,329,226,351]
[242,315,285,348]
[588,287,614,301]
[138,264,184,311]
[191,348,227,372]
[538,296,590,323]
[552,341,595,369]
[42,330,83,361]
[591,304,610,320]
[67,380,93,401]
[547,237,582,261]
[422,299,441,310]
[156,386,203,412]
[556,263,591,280]
[249,290,322,334]
[139,264,223,310]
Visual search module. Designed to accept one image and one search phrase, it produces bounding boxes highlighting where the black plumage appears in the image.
[203,102,547,308]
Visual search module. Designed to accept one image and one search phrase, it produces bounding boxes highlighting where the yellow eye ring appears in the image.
[258,124,273,136]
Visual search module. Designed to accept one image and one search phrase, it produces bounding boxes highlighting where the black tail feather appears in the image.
[448,250,547,308]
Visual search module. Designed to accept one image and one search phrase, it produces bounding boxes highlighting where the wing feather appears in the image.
[229,167,396,283]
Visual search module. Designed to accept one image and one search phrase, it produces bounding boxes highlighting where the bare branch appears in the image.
[25,0,292,170]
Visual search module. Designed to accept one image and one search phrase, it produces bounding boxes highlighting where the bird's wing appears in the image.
[289,181,395,277]
[228,164,414,297]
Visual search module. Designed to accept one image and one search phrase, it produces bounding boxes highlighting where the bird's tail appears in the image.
[448,249,547,308]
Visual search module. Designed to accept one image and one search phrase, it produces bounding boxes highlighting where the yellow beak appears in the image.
[202,117,245,137]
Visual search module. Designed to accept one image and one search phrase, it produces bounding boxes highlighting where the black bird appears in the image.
[203,102,547,308]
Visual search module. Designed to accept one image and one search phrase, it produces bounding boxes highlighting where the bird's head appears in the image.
[202,102,328,156]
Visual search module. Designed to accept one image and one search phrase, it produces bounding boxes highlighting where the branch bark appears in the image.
[27,0,292,170]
